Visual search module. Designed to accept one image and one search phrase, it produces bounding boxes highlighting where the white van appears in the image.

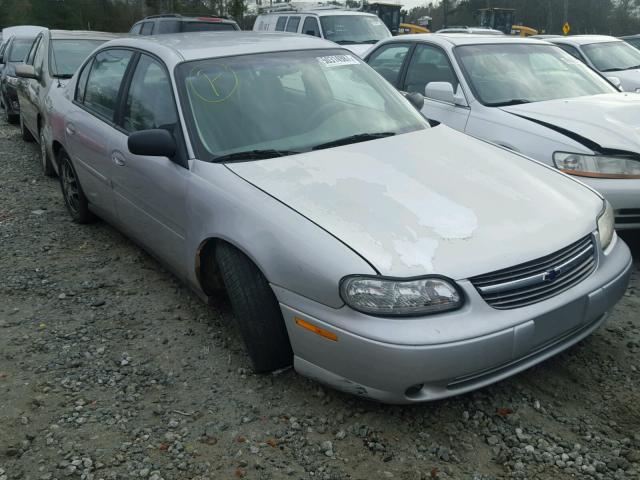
[253,7,391,56]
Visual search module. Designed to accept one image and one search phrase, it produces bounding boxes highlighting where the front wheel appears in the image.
[59,151,94,224]
[215,243,293,372]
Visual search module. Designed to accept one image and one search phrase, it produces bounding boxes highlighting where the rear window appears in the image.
[158,20,180,34]
[8,38,34,62]
[182,21,237,32]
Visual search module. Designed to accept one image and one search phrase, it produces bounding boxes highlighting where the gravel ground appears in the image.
[1,116,639,480]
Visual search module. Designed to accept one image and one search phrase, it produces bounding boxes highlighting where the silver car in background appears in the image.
[548,35,640,91]
[15,29,119,176]
[47,32,631,403]
[365,34,640,229]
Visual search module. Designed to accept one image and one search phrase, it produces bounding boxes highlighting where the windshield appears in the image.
[182,21,237,32]
[8,38,34,62]
[456,43,617,106]
[320,15,391,44]
[582,41,640,71]
[51,39,105,77]
[177,49,427,161]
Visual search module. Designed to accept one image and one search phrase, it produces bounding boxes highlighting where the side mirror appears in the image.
[15,64,38,80]
[405,91,425,111]
[128,129,176,158]
[606,75,623,91]
[425,82,455,104]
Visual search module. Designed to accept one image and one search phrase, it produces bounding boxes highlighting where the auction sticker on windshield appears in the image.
[317,55,360,68]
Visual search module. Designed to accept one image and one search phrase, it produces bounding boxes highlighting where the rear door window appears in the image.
[130,23,143,34]
[286,17,301,33]
[275,17,288,31]
[82,49,133,122]
[140,22,155,35]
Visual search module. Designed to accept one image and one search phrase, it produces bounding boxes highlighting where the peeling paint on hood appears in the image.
[228,126,602,279]
[501,93,640,153]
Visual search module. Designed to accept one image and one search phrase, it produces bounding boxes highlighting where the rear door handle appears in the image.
[65,124,76,135]
[112,152,126,166]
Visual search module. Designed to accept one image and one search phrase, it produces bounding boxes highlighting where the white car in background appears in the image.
[253,8,391,57]
[549,35,640,91]
[365,34,640,229]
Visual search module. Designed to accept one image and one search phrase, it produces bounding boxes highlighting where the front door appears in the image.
[401,43,470,131]
[110,53,188,275]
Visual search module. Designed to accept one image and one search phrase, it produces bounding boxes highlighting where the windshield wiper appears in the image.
[214,149,301,163]
[489,99,532,107]
[311,132,396,151]
[624,64,640,70]
[53,74,73,79]
[601,67,624,72]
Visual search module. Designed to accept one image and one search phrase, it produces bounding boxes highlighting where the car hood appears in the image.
[227,127,602,280]
[604,68,640,91]
[341,43,374,57]
[500,93,640,153]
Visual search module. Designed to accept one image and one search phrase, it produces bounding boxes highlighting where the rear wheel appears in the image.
[215,243,293,372]
[39,129,55,177]
[59,150,94,224]
[5,102,18,124]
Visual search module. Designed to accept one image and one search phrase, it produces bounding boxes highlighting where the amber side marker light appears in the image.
[295,317,338,341]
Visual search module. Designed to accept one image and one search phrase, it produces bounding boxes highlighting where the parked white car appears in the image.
[549,35,640,91]
[365,34,640,229]
[253,7,391,56]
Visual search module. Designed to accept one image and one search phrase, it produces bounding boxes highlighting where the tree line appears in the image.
[405,0,640,36]
[2,0,640,36]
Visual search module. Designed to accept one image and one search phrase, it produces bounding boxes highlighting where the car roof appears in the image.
[49,30,123,41]
[98,31,343,65]
[258,9,377,18]
[137,15,238,24]
[380,33,551,47]
[550,35,621,45]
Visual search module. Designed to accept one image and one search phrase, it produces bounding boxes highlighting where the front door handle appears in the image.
[65,124,76,135]
[112,152,126,166]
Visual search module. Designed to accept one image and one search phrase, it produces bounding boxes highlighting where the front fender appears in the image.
[186,160,376,308]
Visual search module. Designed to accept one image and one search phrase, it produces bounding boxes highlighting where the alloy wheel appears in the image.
[61,159,80,215]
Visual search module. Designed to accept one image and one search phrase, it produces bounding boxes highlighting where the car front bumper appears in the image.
[273,234,632,404]
[578,177,640,229]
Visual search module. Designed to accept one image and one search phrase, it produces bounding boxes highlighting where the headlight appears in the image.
[554,152,640,179]
[597,200,615,250]
[340,275,463,316]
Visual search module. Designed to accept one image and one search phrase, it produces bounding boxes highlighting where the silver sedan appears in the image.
[47,32,632,403]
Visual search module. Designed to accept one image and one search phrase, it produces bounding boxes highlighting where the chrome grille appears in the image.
[470,235,596,309]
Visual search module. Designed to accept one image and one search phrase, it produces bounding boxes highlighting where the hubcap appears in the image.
[61,159,80,214]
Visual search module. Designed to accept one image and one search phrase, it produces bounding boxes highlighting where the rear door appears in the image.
[401,43,470,131]
[110,53,188,274]
[65,48,134,220]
